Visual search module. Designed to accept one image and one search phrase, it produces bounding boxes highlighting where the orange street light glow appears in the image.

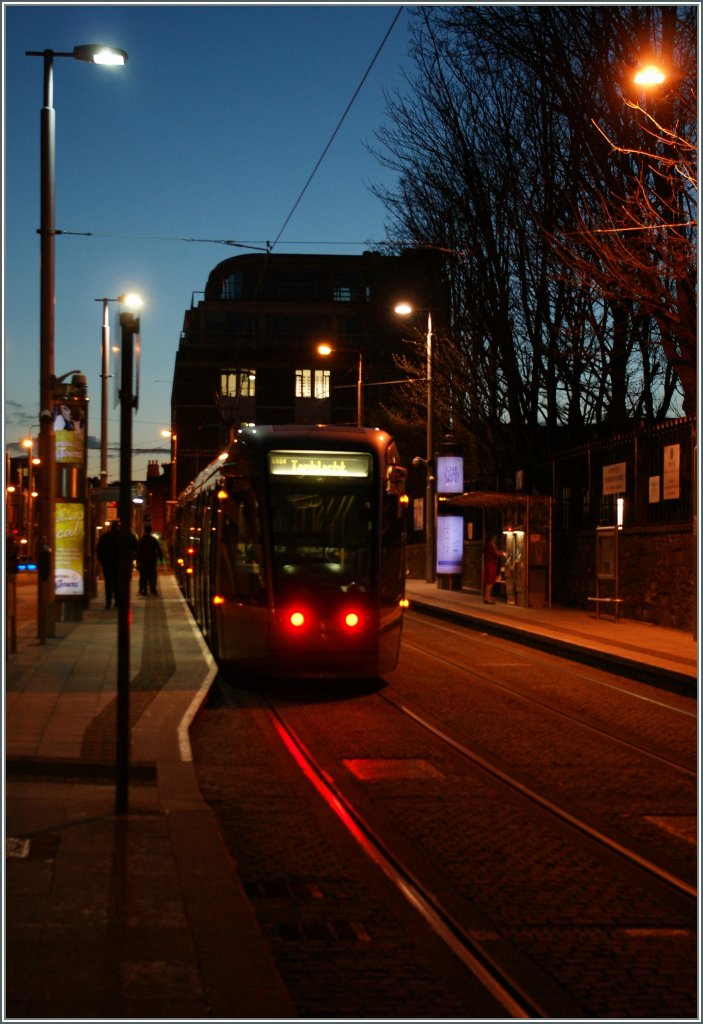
[634,65,666,86]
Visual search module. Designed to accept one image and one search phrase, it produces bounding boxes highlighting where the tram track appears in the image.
[401,634,697,779]
[269,706,566,1019]
[265,675,696,1018]
[197,610,697,1017]
[378,690,696,899]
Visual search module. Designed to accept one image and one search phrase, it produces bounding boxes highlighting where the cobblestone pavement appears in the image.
[192,621,698,1019]
[192,686,512,1019]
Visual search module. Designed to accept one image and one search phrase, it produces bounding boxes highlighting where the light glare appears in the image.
[634,65,666,87]
[92,49,126,66]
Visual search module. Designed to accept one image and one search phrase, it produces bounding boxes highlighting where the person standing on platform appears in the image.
[96,521,120,609]
[136,524,163,596]
[483,534,505,604]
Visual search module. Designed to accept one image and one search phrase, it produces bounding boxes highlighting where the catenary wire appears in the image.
[269,6,405,252]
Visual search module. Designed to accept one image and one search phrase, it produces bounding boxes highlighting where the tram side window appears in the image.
[217,492,265,605]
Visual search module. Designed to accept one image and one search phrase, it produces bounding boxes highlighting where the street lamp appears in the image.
[634,64,666,87]
[95,293,139,487]
[317,343,363,427]
[394,303,435,583]
[116,291,142,816]
[161,429,178,502]
[26,43,127,642]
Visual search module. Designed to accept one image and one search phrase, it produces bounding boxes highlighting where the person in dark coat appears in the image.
[136,524,163,595]
[96,521,120,609]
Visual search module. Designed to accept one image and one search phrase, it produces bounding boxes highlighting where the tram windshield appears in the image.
[268,450,374,596]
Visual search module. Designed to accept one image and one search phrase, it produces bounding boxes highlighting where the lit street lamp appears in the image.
[317,343,364,427]
[634,64,666,87]
[394,303,435,583]
[26,43,127,642]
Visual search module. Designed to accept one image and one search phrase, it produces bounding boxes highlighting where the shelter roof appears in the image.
[443,491,551,509]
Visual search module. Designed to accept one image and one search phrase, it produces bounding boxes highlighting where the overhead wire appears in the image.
[49,9,406,258]
[52,230,392,248]
[269,6,405,252]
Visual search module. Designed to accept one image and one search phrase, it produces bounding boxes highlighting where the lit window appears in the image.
[295,369,329,399]
[295,369,311,398]
[221,369,256,398]
[314,369,330,399]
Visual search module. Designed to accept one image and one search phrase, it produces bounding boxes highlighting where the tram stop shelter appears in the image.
[442,491,553,609]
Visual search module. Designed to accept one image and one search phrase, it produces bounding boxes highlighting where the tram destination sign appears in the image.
[269,450,372,479]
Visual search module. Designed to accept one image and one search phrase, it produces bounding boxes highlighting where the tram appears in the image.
[173,425,408,678]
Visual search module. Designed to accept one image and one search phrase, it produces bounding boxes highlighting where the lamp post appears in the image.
[394,303,435,583]
[116,292,142,816]
[26,44,127,642]
[161,430,178,502]
[317,344,363,427]
[95,293,138,487]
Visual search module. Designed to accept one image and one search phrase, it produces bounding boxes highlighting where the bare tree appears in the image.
[372,6,696,479]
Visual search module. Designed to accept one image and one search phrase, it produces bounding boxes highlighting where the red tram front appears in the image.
[174,425,407,678]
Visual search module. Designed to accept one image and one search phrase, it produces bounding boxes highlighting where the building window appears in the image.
[295,369,329,399]
[221,369,256,398]
[333,277,370,302]
[221,273,244,300]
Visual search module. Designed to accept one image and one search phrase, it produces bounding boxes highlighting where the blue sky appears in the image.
[3,3,413,481]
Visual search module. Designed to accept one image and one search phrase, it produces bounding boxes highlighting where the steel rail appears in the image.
[401,635,697,778]
[270,709,551,1019]
[380,690,697,901]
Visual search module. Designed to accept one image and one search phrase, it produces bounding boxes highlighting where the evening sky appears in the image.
[3,3,412,482]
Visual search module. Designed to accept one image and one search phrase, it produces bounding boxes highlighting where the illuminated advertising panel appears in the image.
[436,455,464,495]
[54,400,87,465]
[269,451,372,479]
[55,502,85,597]
[436,514,464,574]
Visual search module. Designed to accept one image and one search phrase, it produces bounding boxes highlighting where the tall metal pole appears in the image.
[116,309,137,815]
[356,352,363,427]
[98,298,110,486]
[425,312,435,583]
[38,51,57,641]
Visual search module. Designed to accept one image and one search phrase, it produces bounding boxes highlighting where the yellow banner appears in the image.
[55,502,84,597]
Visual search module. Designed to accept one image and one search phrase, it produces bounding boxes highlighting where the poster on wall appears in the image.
[54,401,86,465]
[662,444,680,500]
[603,461,626,496]
[55,502,84,597]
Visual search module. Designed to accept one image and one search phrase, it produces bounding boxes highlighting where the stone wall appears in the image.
[407,524,696,632]
[552,525,695,632]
